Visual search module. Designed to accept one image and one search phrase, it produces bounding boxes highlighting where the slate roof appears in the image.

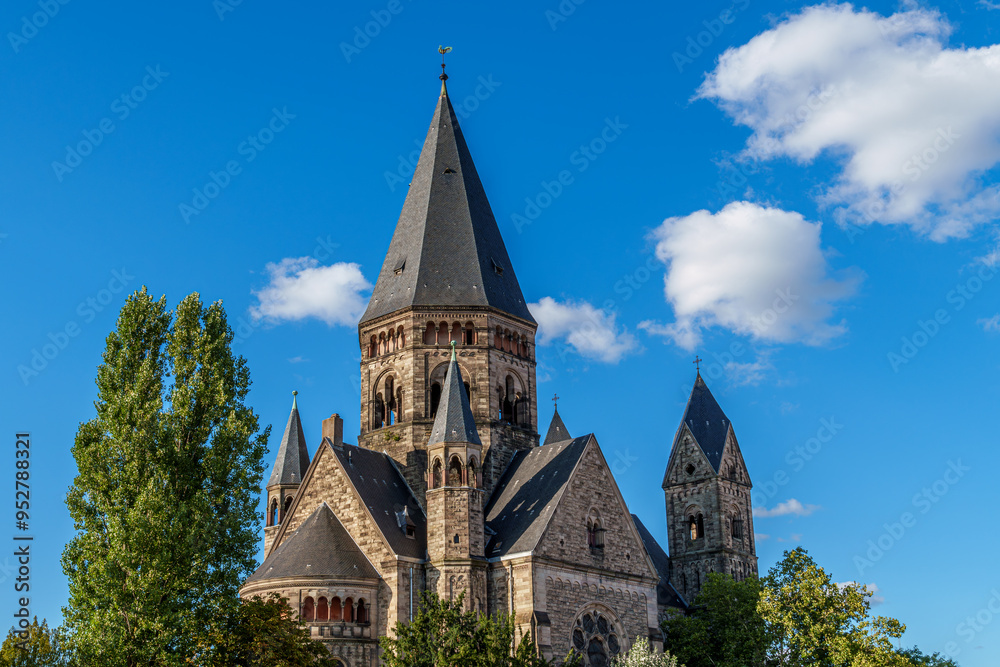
[330,444,427,560]
[428,347,481,445]
[484,435,591,557]
[360,78,534,326]
[268,396,310,486]
[678,373,732,473]
[246,503,379,583]
[542,407,571,445]
[631,514,688,610]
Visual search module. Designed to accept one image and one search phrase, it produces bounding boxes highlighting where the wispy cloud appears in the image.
[754,498,821,518]
[979,314,1000,333]
[250,257,371,327]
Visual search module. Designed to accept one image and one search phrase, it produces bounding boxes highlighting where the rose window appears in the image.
[571,609,622,667]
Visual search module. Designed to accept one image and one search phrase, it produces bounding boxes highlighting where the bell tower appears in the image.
[663,372,757,602]
[356,73,538,506]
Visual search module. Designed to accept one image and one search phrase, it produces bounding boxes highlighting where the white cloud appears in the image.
[251,257,371,326]
[755,533,770,541]
[754,498,821,518]
[979,314,1000,333]
[642,201,860,350]
[529,297,639,363]
[699,4,1000,240]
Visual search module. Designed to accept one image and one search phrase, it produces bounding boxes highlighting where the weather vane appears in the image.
[438,45,452,80]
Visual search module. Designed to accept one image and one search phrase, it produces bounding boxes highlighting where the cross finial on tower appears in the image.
[693,356,703,373]
[552,393,560,409]
[438,45,452,81]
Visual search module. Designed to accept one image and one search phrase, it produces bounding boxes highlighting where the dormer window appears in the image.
[491,258,503,276]
[393,258,405,275]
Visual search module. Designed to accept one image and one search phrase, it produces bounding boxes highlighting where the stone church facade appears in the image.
[239,72,757,667]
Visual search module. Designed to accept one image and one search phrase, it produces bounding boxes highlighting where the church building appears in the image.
[239,70,758,667]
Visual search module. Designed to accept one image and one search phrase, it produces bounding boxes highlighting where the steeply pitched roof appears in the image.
[246,503,379,583]
[268,395,310,487]
[631,514,688,610]
[678,373,732,473]
[330,444,427,560]
[360,78,534,326]
[484,435,591,557]
[543,407,571,445]
[429,347,481,445]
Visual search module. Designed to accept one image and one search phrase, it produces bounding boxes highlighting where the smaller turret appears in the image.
[264,391,310,556]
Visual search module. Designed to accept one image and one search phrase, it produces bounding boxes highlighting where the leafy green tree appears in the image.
[612,636,681,667]
[896,647,959,667]
[61,290,271,667]
[380,591,573,667]
[191,593,338,666]
[760,547,911,667]
[0,618,72,666]
[661,572,770,667]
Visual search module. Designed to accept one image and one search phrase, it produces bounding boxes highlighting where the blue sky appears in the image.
[2,0,999,662]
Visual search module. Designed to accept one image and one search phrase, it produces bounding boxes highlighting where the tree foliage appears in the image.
[611,636,681,667]
[191,593,338,666]
[380,591,575,667]
[61,289,271,667]
[760,548,910,667]
[0,618,71,666]
[895,647,959,667]
[662,572,770,667]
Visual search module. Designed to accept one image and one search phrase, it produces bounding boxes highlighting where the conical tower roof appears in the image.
[268,392,310,486]
[428,344,482,445]
[543,406,571,445]
[360,76,534,326]
[678,373,732,473]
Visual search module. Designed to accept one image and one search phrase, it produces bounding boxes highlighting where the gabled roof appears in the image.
[484,435,591,557]
[676,373,732,473]
[267,394,309,487]
[542,407,571,445]
[631,514,688,610]
[246,503,379,583]
[428,347,481,445]
[330,444,427,560]
[360,78,534,326]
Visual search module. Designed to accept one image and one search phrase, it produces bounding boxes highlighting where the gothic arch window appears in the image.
[317,597,328,621]
[431,458,443,489]
[343,597,354,622]
[688,513,704,540]
[430,382,442,419]
[586,510,605,550]
[330,596,343,621]
[302,597,315,621]
[448,456,464,486]
[424,322,435,344]
[268,498,278,526]
[464,321,475,345]
[502,376,515,424]
[467,457,480,489]
[374,392,385,429]
[571,607,623,667]
[282,497,292,522]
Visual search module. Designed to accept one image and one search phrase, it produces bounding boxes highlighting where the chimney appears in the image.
[323,414,344,448]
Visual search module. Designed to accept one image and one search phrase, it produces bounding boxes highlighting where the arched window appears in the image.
[586,511,604,550]
[464,322,475,345]
[503,329,512,352]
[494,326,502,349]
[731,516,743,539]
[302,597,315,621]
[502,376,515,424]
[467,458,479,489]
[451,322,462,344]
[374,393,385,429]
[432,459,443,489]
[268,498,278,526]
[424,322,435,344]
[463,382,471,402]
[437,322,448,345]
[343,597,354,622]
[369,335,376,358]
[357,598,369,624]
[397,325,405,348]
[430,382,442,419]
[571,608,622,666]
[317,597,328,621]
[448,456,464,486]
[282,497,292,522]
[696,514,705,539]
[385,377,396,426]
[330,596,343,621]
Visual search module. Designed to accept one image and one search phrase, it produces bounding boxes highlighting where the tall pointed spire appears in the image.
[360,73,534,325]
[428,343,481,445]
[268,391,310,486]
[543,405,571,445]
[678,374,732,473]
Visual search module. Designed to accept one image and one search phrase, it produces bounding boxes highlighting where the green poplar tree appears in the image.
[61,289,271,666]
